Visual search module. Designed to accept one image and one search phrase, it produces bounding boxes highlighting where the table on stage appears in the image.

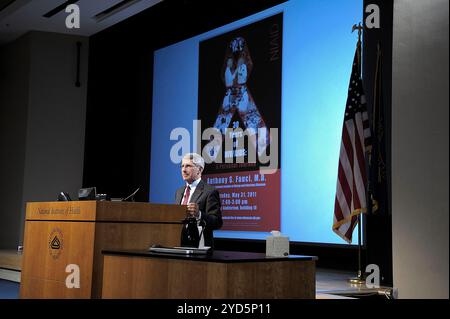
[101,249,317,299]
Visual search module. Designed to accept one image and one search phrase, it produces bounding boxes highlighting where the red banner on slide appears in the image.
[204,170,280,231]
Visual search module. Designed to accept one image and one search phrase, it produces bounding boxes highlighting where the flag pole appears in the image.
[349,215,366,284]
[348,22,366,285]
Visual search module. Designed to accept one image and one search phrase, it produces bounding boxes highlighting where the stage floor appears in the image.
[316,268,395,299]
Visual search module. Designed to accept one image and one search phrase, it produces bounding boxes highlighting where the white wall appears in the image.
[392,0,449,298]
[0,31,89,249]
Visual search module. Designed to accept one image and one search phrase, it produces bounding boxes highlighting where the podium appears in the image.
[20,201,186,298]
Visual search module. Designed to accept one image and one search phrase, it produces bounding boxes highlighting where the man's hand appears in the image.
[186,203,199,218]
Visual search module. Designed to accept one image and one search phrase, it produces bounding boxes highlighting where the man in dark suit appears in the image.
[176,153,223,248]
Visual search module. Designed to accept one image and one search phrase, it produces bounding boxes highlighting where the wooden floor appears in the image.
[0,250,22,271]
[0,250,22,283]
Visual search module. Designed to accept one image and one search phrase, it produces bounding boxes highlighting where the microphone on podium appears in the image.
[121,187,140,202]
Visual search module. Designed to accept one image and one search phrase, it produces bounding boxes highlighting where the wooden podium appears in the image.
[20,201,186,299]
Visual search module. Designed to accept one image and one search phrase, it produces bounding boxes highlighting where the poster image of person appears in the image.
[198,13,282,232]
[198,13,282,174]
[211,37,271,159]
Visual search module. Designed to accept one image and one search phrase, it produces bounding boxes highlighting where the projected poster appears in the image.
[198,13,282,231]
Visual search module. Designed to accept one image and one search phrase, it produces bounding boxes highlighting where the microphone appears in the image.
[122,187,140,202]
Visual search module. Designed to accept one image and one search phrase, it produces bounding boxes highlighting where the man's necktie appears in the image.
[182,185,191,205]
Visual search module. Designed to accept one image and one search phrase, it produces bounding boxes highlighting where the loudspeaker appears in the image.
[78,187,96,200]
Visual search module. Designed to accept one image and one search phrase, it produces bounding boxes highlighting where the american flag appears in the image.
[332,45,371,243]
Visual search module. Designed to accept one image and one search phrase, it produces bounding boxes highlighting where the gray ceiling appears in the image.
[0,0,162,45]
